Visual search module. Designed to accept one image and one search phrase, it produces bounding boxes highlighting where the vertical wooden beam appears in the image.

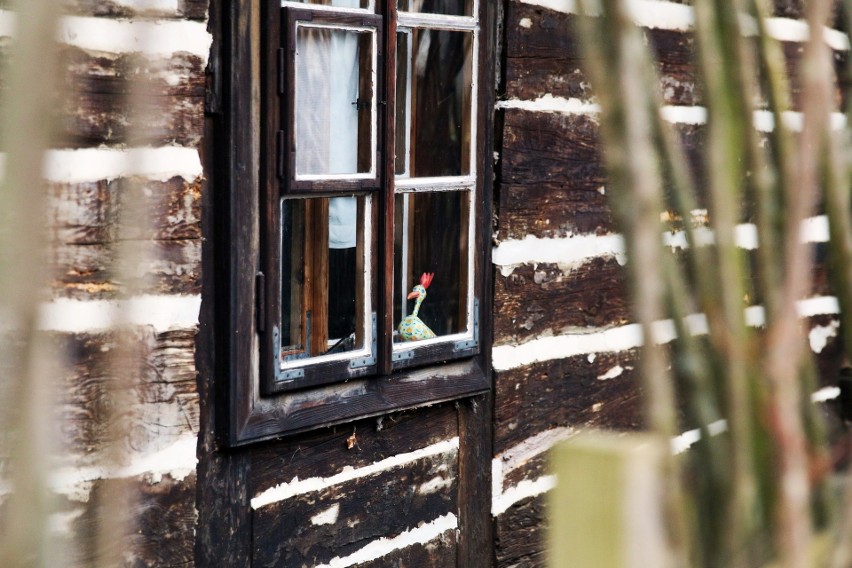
[457,392,494,568]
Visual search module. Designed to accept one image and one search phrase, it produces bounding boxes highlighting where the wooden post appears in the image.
[548,431,671,568]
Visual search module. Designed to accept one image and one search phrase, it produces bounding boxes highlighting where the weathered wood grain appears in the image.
[495,494,547,568]
[252,452,458,567]
[494,257,631,346]
[48,177,202,245]
[249,402,458,498]
[494,349,643,454]
[57,0,209,20]
[356,530,457,568]
[65,473,197,567]
[58,328,199,466]
[51,237,201,298]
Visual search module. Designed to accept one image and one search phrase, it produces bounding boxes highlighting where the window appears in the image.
[220,0,493,445]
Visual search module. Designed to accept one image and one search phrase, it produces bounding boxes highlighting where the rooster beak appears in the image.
[407,291,419,300]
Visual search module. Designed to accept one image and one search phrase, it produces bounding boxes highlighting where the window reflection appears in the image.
[396,28,473,178]
[281,196,367,359]
[393,191,470,341]
[397,0,473,16]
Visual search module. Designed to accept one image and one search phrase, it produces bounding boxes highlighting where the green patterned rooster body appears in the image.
[398,272,436,341]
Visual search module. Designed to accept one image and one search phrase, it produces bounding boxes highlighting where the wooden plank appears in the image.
[48,177,202,245]
[494,349,643,454]
[493,257,631,347]
[494,493,547,568]
[457,393,493,568]
[252,451,458,566]
[356,530,457,568]
[249,402,458,497]
[57,328,199,465]
[57,0,209,20]
[51,238,201,299]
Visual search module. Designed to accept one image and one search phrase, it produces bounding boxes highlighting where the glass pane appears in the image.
[281,195,368,360]
[398,0,473,16]
[295,25,375,177]
[396,28,472,178]
[289,0,372,10]
[395,31,410,176]
[393,191,470,342]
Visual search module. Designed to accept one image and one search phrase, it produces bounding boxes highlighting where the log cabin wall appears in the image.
[0,0,211,564]
[6,0,847,565]
[490,0,849,566]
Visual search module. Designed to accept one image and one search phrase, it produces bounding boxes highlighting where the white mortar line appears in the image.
[492,475,557,516]
[494,215,831,273]
[49,434,198,502]
[251,437,460,510]
[112,0,180,12]
[495,94,601,114]
[315,513,457,568]
[35,294,201,334]
[492,296,840,371]
[38,147,204,184]
[812,386,842,403]
[517,0,850,50]
[498,427,576,476]
[0,10,212,61]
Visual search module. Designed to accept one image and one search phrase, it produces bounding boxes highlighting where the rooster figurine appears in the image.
[398,272,436,341]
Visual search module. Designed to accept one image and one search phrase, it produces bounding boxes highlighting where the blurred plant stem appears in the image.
[576,0,850,566]
[0,1,61,567]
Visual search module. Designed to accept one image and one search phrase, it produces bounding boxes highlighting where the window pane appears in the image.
[397,0,473,16]
[288,0,372,10]
[393,191,470,342]
[281,195,368,360]
[396,28,472,178]
[295,25,375,177]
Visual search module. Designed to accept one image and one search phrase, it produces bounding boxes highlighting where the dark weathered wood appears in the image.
[357,531,458,568]
[51,238,201,298]
[63,473,198,567]
[457,393,494,568]
[57,329,198,461]
[249,402,458,495]
[253,452,458,566]
[494,493,547,568]
[494,349,643,454]
[494,258,631,346]
[48,177,202,245]
[58,0,208,19]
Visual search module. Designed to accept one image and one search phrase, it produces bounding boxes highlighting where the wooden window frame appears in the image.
[216,0,495,447]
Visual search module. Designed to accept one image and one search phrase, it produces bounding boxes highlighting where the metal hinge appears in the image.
[453,298,480,353]
[392,350,414,362]
[273,326,305,382]
[350,312,378,369]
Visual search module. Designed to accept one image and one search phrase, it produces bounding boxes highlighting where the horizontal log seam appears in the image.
[251,437,460,509]
[517,0,850,50]
[0,10,212,61]
[492,215,832,272]
[496,97,849,131]
[491,297,841,370]
[314,513,458,568]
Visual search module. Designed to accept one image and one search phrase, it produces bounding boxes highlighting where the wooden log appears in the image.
[48,177,202,245]
[252,451,458,566]
[356,530,457,568]
[494,257,631,347]
[57,328,199,466]
[495,493,547,568]
[494,349,643,454]
[57,0,209,20]
[249,402,458,499]
[51,238,201,298]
